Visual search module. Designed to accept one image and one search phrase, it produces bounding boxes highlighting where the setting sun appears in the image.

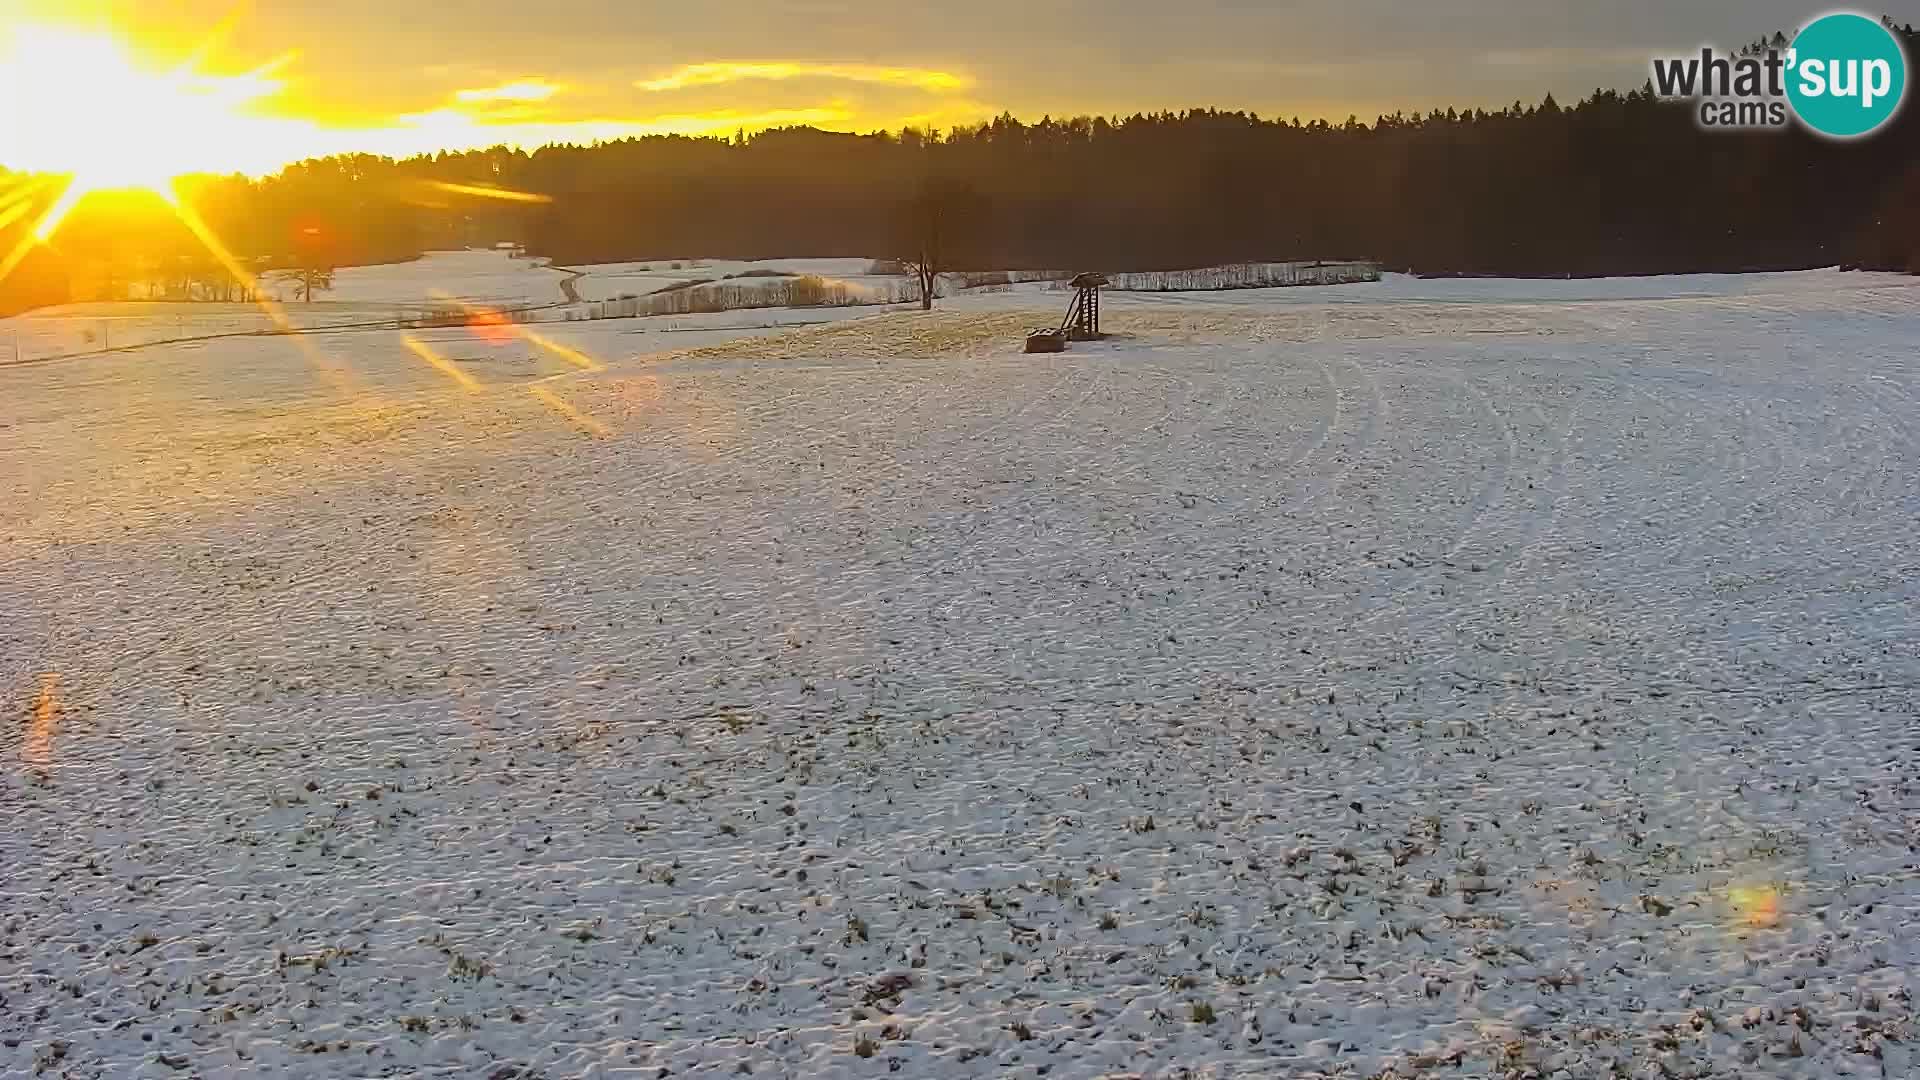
[0,27,290,216]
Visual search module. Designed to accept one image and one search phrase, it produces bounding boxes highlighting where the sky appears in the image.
[3,0,1919,175]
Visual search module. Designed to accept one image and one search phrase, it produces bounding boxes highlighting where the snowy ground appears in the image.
[0,251,571,365]
[566,257,887,303]
[0,252,885,366]
[3,262,1918,1079]
[305,250,577,309]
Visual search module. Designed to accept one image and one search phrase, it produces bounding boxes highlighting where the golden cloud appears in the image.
[455,78,563,104]
[637,61,970,94]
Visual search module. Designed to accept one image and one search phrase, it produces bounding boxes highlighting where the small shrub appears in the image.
[446,952,492,981]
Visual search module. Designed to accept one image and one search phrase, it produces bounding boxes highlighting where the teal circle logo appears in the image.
[1787,12,1908,138]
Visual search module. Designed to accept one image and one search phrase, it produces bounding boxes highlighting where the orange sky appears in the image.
[3,0,1911,177]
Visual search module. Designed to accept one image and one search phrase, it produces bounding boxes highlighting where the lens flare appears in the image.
[1728,885,1784,928]
[169,187,368,397]
[530,385,612,438]
[464,307,519,346]
[402,335,484,393]
[24,672,60,766]
[31,183,87,242]
[427,290,605,372]
[425,181,554,205]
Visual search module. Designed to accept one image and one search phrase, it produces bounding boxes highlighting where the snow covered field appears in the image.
[0,252,873,366]
[3,261,1918,1079]
[307,250,577,309]
[566,257,889,304]
[0,252,567,366]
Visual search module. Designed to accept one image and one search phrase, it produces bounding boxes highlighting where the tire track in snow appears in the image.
[1208,329,1344,527]
[614,375,904,495]
[1556,367,1750,589]
[1340,366,1571,650]
[743,356,1097,629]
[1498,390,1589,588]
[1627,364,1804,585]
[1430,371,1520,568]
[914,363,1119,620]
[1278,354,1386,521]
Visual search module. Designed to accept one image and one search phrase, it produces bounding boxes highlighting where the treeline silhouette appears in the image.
[3,20,1916,318]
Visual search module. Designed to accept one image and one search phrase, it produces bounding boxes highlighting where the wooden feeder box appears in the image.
[1024,327,1068,353]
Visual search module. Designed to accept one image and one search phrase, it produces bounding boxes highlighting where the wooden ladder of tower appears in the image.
[1062,272,1108,340]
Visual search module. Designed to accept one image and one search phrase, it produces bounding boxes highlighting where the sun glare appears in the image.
[0,27,285,233]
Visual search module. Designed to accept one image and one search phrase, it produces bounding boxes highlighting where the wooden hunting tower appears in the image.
[1064,272,1107,340]
[1025,272,1108,353]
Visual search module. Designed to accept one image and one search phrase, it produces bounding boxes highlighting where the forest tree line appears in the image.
[3,20,1916,317]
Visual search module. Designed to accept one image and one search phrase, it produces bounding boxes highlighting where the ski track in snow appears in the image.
[2,263,1918,1079]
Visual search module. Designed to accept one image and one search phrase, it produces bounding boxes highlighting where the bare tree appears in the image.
[898,178,981,311]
